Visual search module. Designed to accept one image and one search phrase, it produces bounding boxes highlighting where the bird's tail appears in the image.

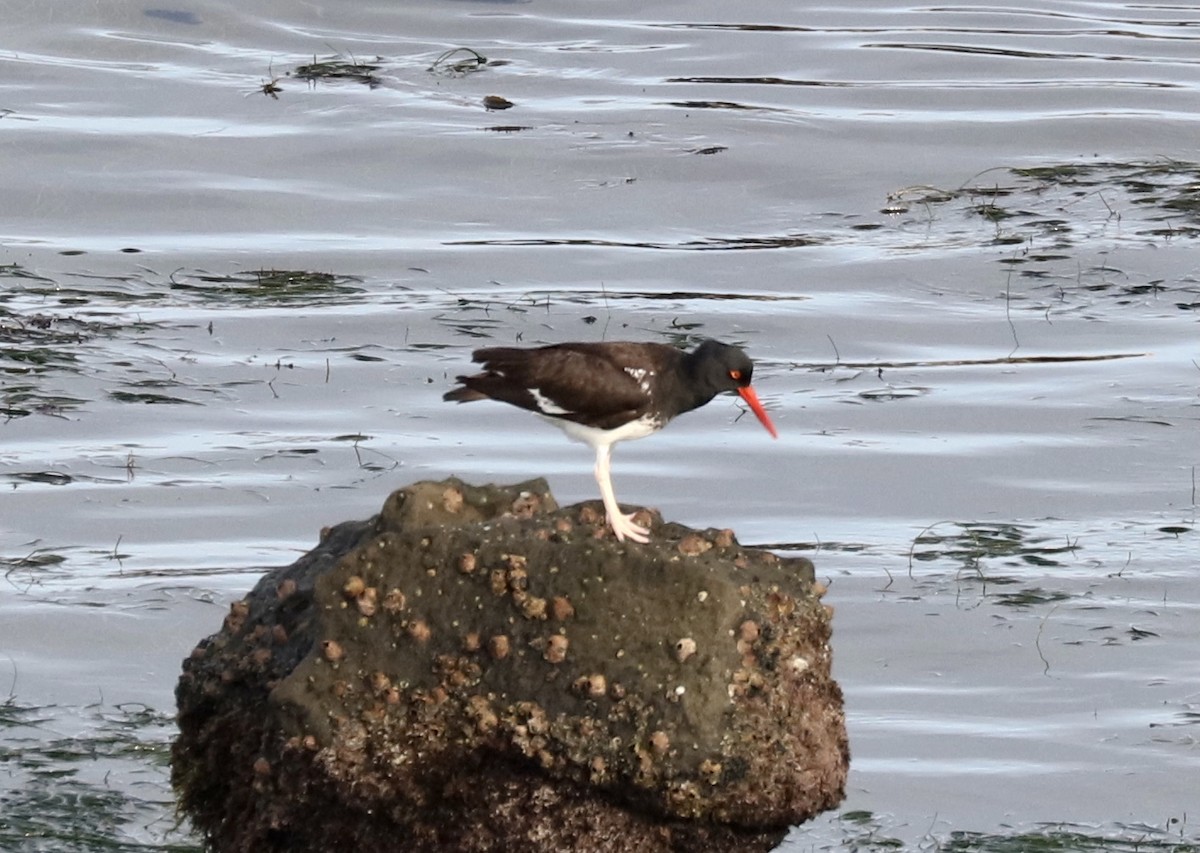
[443,383,489,403]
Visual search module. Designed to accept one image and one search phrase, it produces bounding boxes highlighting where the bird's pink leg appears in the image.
[593,444,650,544]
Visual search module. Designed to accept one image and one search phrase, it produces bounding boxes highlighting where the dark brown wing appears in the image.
[445,342,679,430]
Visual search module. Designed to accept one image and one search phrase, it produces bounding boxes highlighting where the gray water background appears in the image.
[1,1,1198,850]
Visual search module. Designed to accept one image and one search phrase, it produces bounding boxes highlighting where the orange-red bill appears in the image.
[737,386,778,439]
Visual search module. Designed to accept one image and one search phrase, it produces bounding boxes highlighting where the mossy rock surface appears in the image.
[173,478,847,853]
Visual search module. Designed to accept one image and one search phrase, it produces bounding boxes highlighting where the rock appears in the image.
[172,478,847,853]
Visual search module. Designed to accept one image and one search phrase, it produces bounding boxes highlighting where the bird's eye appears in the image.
[729,369,742,381]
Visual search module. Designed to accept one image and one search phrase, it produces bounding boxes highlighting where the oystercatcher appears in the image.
[444,339,778,543]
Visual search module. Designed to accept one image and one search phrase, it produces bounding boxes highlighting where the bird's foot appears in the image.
[608,510,650,544]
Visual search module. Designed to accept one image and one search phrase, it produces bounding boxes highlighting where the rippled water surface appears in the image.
[2,2,1198,850]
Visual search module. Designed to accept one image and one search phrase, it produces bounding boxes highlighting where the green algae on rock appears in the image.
[172,478,847,853]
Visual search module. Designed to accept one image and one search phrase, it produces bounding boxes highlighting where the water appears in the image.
[2,2,1198,850]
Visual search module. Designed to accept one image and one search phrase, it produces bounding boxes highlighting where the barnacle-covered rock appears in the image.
[172,478,846,853]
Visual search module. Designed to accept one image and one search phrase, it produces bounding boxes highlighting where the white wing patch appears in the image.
[624,366,654,394]
[530,388,571,416]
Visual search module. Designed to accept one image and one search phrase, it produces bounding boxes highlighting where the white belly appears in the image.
[543,414,662,450]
